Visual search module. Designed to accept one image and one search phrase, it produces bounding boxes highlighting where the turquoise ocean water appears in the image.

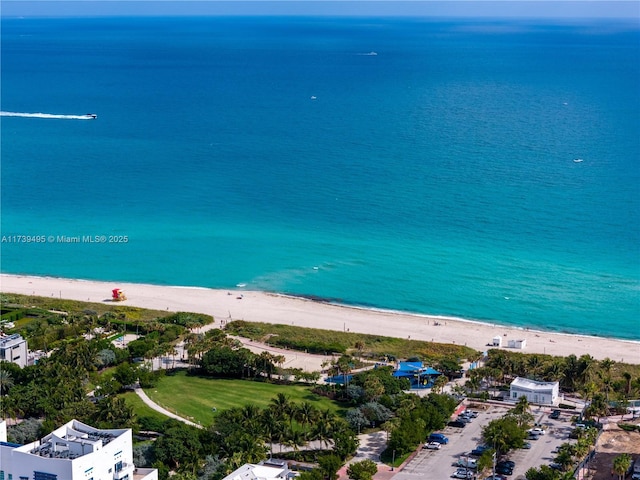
[1,16,639,339]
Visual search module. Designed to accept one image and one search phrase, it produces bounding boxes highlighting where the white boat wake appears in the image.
[0,111,97,120]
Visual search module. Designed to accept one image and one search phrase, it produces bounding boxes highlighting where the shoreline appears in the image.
[1,273,639,364]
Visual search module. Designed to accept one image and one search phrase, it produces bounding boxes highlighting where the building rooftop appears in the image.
[22,419,127,460]
[511,377,558,390]
[225,459,295,480]
[0,333,25,347]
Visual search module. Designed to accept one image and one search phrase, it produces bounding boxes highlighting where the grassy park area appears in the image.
[142,370,345,426]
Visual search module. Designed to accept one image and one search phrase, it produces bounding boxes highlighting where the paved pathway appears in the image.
[133,386,203,429]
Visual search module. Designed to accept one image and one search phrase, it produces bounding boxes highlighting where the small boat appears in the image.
[573,158,583,163]
[85,113,97,119]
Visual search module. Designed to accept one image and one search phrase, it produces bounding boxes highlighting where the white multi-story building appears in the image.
[0,334,28,368]
[510,377,559,405]
[0,419,157,480]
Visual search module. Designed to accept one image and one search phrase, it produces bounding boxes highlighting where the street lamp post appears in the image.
[492,449,496,479]
[392,450,396,471]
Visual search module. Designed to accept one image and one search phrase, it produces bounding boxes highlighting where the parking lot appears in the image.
[392,405,578,480]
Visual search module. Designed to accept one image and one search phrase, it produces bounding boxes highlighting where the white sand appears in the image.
[2,273,638,364]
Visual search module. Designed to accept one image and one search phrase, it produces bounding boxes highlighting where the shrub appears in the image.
[7,418,44,444]
[617,423,640,432]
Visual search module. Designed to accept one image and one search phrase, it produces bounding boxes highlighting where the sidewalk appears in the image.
[337,431,401,480]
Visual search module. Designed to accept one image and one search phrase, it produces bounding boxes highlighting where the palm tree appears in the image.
[600,358,615,375]
[577,354,596,387]
[622,372,632,396]
[465,375,481,396]
[526,355,542,377]
[432,375,448,394]
[260,408,283,457]
[0,370,14,395]
[381,417,400,444]
[283,428,306,458]
[581,381,599,404]
[612,454,632,480]
[585,392,609,423]
[598,371,614,402]
[513,395,531,415]
[295,401,318,439]
[270,393,291,419]
[273,354,286,373]
[554,445,575,472]
[312,409,338,449]
[544,359,564,382]
[240,404,262,432]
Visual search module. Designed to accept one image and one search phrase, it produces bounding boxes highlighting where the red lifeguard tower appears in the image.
[112,288,126,301]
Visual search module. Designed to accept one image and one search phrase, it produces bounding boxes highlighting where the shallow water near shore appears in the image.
[1,16,639,339]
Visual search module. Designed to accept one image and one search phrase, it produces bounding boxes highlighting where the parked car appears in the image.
[457,458,478,469]
[448,420,466,428]
[485,476,507,480]
[520,442,532,449]
[429,433,449,444]
[495,465,513,475]
[550,409,561,419]
[497,461,515,469]
[424,442,442,450]
[458,415,473,423]
[527,433,540,440]
[452,468,473,479]
[470,445,491,456]
[528,427,545,435]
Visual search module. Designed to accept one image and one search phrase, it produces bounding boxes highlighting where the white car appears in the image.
[424,442,442,450]
[452,469,473,479]
[528,427,545,435]
[457,458,478,469]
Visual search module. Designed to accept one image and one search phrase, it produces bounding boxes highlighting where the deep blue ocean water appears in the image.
[1,16,639,339]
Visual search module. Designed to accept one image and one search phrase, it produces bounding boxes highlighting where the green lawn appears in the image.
[143,370,345,427]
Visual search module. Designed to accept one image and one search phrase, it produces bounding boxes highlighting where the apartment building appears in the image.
[0,419,157,480]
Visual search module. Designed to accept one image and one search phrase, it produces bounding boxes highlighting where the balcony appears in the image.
[114,462,135,480]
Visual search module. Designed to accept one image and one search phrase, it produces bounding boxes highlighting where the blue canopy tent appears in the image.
[392,362,441,389]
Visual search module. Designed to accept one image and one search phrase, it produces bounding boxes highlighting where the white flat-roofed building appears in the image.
[510,377,559,405]
[223,459,298,480]
[0,419,157,480]
[0,333,28,368]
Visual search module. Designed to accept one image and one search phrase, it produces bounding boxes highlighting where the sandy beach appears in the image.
[1,273,638,364]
